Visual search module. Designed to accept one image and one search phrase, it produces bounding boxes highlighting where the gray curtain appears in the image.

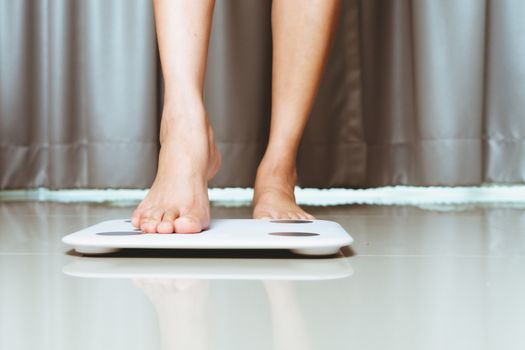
[1,0,524,190]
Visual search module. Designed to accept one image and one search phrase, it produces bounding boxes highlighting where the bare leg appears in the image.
[131,0,220,233]
[253,0,341,219]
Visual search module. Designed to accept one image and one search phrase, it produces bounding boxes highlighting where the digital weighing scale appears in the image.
[62,219,353,256]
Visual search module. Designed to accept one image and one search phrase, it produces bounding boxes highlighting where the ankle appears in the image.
[260,145,297,171]
[256,154,298,185]
[160,102,209,143]
[162,86,207,118]
[163,85,204,107]
[162,99,207,121]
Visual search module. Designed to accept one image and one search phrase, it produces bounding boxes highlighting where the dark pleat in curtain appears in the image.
[1,0,524,189]
[360,0,525,186]
[205,0,273,187]
[0,0,160,189]
[484,0,525,183]
[360,0,489,186]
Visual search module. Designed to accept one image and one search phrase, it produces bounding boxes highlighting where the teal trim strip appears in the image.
[1,186,525,206]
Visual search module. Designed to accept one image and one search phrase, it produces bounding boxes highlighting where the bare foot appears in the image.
[131,102,221,233]
[134,279,210,350]
[252,157,314,220]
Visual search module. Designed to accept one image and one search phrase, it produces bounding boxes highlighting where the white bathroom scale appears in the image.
[62,219,353,256]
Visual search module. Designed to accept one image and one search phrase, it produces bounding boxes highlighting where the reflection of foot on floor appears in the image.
[253,156,314,220]
[131,103,221,234]
[263,280,312,350]
[134,279,210,350]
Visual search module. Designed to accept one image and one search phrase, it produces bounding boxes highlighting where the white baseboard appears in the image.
[1,185,525,206]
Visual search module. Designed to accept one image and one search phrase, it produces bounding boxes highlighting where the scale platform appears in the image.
[62,219,353,256]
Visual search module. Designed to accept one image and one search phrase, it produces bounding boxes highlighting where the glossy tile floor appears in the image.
[0,201,524,350]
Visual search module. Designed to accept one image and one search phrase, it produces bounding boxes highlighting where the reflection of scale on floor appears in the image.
[62,254,354,280]
[62,219,353,256]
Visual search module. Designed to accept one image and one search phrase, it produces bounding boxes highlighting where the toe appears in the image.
[139,209,153,231]
[131,208,144,228]
[305,212,315,220]
[131,217,140,228]
[174,215,204,234]
[157,211,176,234]
[142,222,155,233]
[268,211,282,220]
[298,212,310,220]
[253,210,273,220]
[141,209,164,233]
[131,215,141,228]
[288,212,300,220]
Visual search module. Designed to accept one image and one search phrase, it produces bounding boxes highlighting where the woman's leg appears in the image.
[253,0,341,219]
[132,0,220,233]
